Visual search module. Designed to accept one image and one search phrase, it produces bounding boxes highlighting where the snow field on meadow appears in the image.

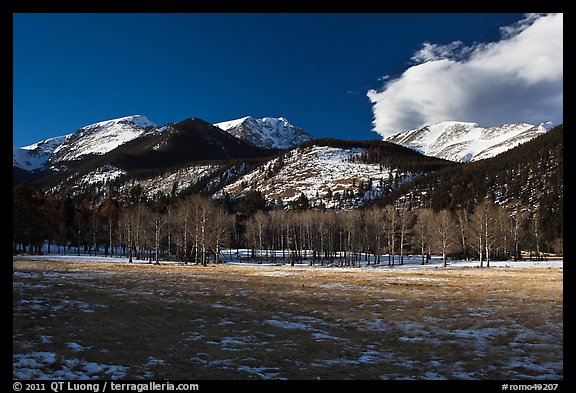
[13,257,563,380]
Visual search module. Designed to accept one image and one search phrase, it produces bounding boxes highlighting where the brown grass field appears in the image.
[13,259,563,380]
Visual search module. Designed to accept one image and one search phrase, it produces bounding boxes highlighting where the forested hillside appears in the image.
[13,126,562,263]
[215,139,455,210]
[379,125,563,244]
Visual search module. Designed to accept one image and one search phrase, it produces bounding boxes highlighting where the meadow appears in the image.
[13,258,563,380]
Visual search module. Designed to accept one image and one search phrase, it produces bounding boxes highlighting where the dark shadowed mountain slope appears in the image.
[99,117,278,171]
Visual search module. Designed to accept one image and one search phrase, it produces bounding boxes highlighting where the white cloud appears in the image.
[367,13,563,138]
[410,40,467,63]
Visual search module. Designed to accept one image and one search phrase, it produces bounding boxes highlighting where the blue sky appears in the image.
[13,13,562,147]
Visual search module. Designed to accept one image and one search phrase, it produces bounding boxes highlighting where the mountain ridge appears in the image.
[13,114,310,172]
[214,116,313,149]
[13,114,560,215]
[384,120,554,162]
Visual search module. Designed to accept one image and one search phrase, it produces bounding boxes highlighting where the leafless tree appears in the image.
[508,202,528,261]
[206,202,234,264]
[383,205,398,266]
[414,208,434,265]
[432,209,457,267]
[172,195,197,263]
[244,211,270,262]
[397,205,413,265]
[529,205,543,260]
[468,200,498,267]
[454,206,470,260]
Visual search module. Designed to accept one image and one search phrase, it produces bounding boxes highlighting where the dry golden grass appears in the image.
[13,259,563,380]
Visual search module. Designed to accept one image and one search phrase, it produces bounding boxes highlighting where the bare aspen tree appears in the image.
[509,202,528,261]
[132,203,145,261]
[173,195,196,263]
[384,205,398,266]
[143,201,167,265]
[165,204,174,259]
[118,202,144,263]
[99,198,118,257]
[529,206,543,260]
[269,209,287,260]
[207,202,234,264]
[432,209,457,267]
[483,203,499,267]
[495,205,510,260]
[340,210,360,266]
[315,211,330,266]
[468,200,498,267]
[414,208,434,265]
[366,207,387,266]
[454,206,470,261]
[198,197,210,266]
[359,210,371,264]
[397,205,413,265]
[468,203,486,267]
[117,209,128,259]
[245,211,269,262]
[303,211,318,265]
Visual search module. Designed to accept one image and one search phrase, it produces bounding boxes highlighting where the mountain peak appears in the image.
[83,114,156,130]
[13,135,70,171]
[214,116,313,149]
[385,121,551,162]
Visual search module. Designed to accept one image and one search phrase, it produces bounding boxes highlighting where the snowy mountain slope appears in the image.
[214,144,421,210]
[48,115,159,164]
[120,164,222,199]
[385,121,554,162]
[388,124,563,214]
[51,162,224,199]
[214,116,313,149]
[13,135,69,171]
[14,114,303,173]
[13,115,159,173]
[37,117,277,198]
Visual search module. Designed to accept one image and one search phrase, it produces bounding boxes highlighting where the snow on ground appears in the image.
[13,352,128,380]
[118,164,221,198]
[14,248,563,270]
[13,251,563,380]
[215,145,410,209]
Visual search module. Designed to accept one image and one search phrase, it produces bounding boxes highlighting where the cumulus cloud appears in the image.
[367,13,563,138]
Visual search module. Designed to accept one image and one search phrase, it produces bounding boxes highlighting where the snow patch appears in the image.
[264,319,312,330]
[386,121,551,162]
[13,352,127,380]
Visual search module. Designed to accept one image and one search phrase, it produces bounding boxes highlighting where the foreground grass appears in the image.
[13,260,563,380]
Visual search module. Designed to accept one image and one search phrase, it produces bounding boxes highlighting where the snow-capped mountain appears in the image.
[214,116,313,149]
[13,114,308,173]
[13,111,560,214]
[13,115,159,171]
[49,115,158,164]
[31,117,278,197]
[385,121,554,162]
[96,117,277,171]
[13,135,69,171]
